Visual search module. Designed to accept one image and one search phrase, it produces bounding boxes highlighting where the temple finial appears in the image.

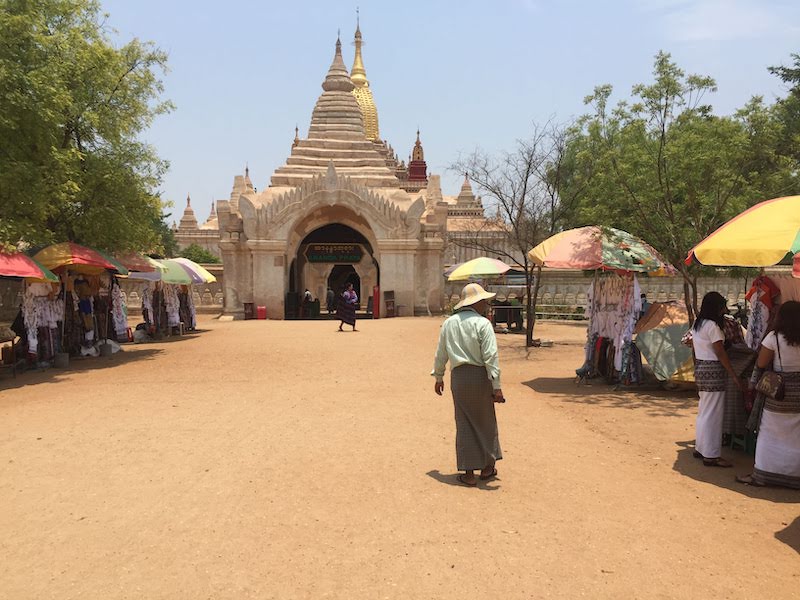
[186,193,191,206]
[351,15,367,87]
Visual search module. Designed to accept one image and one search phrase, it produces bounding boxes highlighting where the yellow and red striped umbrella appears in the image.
[686,196,800,276]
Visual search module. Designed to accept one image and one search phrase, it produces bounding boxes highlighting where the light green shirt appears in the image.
[431,308,501,390]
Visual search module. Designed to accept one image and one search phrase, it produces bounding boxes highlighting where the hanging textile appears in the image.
[581,274,643,381]
[745,275,779,350]
[163,284,180,327]
[111,280,128,339]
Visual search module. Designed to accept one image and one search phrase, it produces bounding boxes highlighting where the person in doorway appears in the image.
[692,291,746,467]
[432,283,505,487]
[337,282,358,331]
[639,293,651,320]
[326,288,335,314]
[300,288,313,318]
[737,301,800,488]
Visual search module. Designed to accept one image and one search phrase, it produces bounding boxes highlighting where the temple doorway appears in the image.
[328,265,361,308]
[289,222,379,318]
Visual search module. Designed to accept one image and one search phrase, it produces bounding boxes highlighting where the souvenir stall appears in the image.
[33,243,128,357]
[528,225,675,385]
[686,194,800,460]
[0,252,60,368]
[582,273,644,384]
[128,257,213,337]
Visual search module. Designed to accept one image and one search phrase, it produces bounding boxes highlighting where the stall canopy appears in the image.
[128,259,193,284]
[529,225,674,274]
[0,252,59,282]
[170,258,216,284]
[34,242,128,275]
[447,257,511,282]
[686,195,800,276]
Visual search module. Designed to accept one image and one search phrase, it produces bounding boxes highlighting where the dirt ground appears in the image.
[0,316,798,599]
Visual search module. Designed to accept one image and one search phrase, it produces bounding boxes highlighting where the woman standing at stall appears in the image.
[337,282,358,332]
[737,301,800,488]
[693,292,746,467]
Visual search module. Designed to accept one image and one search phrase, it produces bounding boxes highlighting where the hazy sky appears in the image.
[100,0,800,225]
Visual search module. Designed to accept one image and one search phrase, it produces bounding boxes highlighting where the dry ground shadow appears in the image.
[523,376,697,418]
[0,347,164,392]
[670,441,800,504]
[775,516,800,554]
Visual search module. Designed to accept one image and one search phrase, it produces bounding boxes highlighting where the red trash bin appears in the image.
[256,306,267,320]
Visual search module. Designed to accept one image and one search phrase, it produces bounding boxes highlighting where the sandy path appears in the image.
[0,317,797,599]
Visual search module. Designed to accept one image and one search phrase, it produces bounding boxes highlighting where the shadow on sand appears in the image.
[671,441,800,504]
[523,377,697,418]
[775,516,800,554]
[426,470,500,491]
[0,346,164,392]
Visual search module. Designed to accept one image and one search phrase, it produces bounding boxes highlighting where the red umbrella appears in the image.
[0,251,59,282]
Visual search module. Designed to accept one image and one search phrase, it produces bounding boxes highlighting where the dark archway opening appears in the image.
[286,223,378,319]
[328,265,361,309]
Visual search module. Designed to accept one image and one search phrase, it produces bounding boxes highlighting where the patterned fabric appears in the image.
[764,372,800,413]
[722,347,756,436]
[694,359,726,392]
[752,374,800,488]
[450,364,502,471]
[337,290,357,326]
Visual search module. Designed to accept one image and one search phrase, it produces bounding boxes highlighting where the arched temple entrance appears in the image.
[287,223,379,318]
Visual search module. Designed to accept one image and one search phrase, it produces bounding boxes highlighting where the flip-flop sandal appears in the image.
[692,451,703,459]
[456,474,477,487]
[479,468,498,481]
[736,474,766,487]
[703,458,733,468]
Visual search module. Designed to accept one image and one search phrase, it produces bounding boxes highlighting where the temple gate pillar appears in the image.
[377,239,417,316]
[247,240,287,319]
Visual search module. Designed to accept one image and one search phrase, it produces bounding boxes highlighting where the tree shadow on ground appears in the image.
[672,440,800,504]
[0,347,164,392]
[775,516,800,554]
[426,469,500,491]
[522,377,697,418]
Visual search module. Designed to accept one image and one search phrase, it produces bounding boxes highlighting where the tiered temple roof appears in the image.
[269,37,399,189]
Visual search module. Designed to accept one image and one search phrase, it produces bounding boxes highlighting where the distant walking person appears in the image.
[337,282,358,332]
[326,287,335,314]
[432,283,505,486]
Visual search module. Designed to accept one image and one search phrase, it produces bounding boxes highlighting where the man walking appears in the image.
[432,283,505,486]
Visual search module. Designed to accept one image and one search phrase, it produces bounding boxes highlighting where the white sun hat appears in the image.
[454,283,496,310]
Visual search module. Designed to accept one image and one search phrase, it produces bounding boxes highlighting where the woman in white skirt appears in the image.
[738,301,800,488]
[692,292,746,467]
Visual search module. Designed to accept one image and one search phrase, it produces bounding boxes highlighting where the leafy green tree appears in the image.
[565,52,799,318]
[0,0,174,252]
[768,53,800,164]
[179,243,220,264]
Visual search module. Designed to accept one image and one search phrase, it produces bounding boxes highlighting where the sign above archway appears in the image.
[304,243,364,263]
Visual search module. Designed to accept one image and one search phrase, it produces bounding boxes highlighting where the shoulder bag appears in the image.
[755,336,785,400]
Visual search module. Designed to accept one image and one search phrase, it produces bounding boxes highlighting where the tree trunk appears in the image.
[525,272,533,347]
[527,265,542,346]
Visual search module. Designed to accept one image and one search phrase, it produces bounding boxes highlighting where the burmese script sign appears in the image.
[305,243,364,263]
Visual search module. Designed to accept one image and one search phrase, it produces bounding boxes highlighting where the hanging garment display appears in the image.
[745,275,779,350]
[581,274,643,382]
[163,284,181,327]
[111,280,128,339]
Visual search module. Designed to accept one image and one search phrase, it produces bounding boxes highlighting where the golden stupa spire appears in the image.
[350,11,380,141]
[351,9,367,87]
